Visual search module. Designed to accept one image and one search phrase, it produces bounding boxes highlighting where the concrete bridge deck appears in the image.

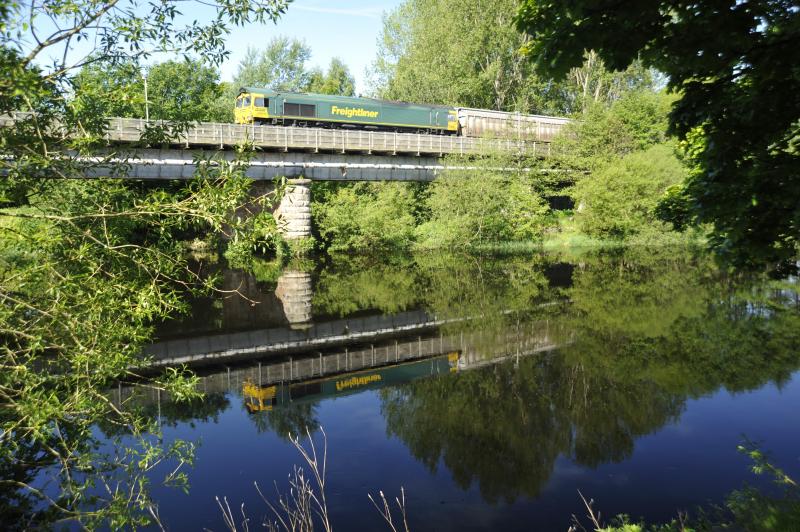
[144,309,460,367]
[2,114,559,182]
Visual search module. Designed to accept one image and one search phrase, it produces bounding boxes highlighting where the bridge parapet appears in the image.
[2,114,553,158]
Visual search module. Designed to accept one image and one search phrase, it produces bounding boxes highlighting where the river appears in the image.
[117,248,800,530]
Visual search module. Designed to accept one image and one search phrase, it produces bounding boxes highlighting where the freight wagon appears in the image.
[456,107,570,142]
[235,88,458,134]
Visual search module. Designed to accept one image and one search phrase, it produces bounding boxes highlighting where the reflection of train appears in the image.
[234,88,569,142]
[243,352,460,413]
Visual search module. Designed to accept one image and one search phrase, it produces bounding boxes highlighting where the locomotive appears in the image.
[234,87,569,143]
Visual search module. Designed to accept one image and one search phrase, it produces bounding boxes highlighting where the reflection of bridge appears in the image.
[145,265,570,369]
[119,317,564,408]
[145,308,455,366]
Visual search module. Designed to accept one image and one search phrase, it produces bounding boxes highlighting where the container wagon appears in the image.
[456,108,570,142]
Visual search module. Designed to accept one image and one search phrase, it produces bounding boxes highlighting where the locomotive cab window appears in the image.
[284,102,316,117]
[254,97,266,107]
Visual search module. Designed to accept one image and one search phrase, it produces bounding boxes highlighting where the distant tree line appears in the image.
[72,36,357,123]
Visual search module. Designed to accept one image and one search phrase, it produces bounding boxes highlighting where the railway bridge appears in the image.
[1,114,563,239]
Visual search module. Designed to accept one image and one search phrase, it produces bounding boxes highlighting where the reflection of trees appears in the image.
[97,392,231,436]
[381,353,683,503]
[313,254,421,316]
[312,252,560,326]
[381,249,800,504]
[0,439,62,529]
[417,252,552,318]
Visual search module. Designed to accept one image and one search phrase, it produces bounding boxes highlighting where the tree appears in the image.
[515,0,800,264]
[234,37,313,92]
[72,61,143,118]
[373,0,554,111]
[371,0,657,114]
[0,0,289,526]
[415,151,551,248]
[313,182,417,252]
[73,58,231,122]
[553,90,676,171]
[145,59,228,122]
[572,143,687,239]
[307,57,356,96]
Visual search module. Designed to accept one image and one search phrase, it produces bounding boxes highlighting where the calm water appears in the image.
[121,249,800,530]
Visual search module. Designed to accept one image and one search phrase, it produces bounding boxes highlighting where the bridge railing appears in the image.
[2,113,552,157]
[109,118,552,156]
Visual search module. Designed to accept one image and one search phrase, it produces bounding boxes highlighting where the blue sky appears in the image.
[219,0,403,94]
[24,0,401,95]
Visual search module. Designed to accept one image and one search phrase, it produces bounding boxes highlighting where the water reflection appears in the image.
[129,249,800,528]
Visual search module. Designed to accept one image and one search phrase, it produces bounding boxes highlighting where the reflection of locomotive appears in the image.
[234,88,569,142]
[243,352,460,414]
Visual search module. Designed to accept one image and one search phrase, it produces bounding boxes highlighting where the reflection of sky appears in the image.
[146,372,800,531]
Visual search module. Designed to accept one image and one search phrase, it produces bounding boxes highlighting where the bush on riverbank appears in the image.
[571,143,688,240]
[415,155,552,249]
[313,182,418,252]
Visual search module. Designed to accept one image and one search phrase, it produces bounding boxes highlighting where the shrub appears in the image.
[416,158,551,249]
[572,143,687,239]
[313,182,417,252]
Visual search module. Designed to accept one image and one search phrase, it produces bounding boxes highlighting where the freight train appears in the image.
[234,88,569,142]
[242,352,459,413]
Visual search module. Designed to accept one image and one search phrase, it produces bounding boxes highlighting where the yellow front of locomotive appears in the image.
[234,92,269,124]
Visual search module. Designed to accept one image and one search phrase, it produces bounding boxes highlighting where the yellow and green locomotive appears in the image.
[235,87,459,134]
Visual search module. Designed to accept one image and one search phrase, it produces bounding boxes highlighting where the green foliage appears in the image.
[554,91,676,171]
[373,0,551,111]
[572,144,688,239]
[73,58,231,123]
[307,58,356,96]
[145,59,229,122]
[581,443,800,531]
[224,210,283,268]
[235,37,314,92]
[372,0,658,114]
[313,182,417,252]
[723,444,800,532]
[375,248,800,509]
[72,61,143,119]
[0,168,255,527]
[284,236,315,258]
[313,254,420,316]
[416,153,551,249]
[515,0,800,264]
[235,42,356,99]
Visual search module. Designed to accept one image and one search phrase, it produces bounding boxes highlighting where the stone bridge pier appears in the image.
[274,178,312,240]
[275,269,313,329]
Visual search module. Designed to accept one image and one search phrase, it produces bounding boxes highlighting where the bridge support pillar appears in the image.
[275,270,313,330]
[275,178,312,240]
